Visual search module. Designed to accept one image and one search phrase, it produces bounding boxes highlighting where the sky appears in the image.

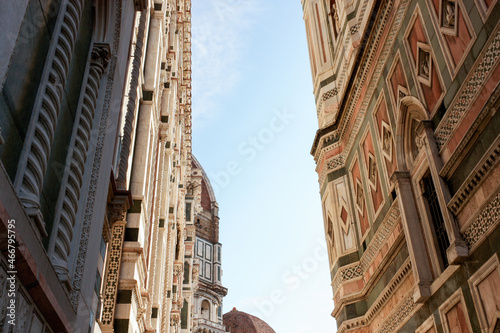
[191,1,337,332]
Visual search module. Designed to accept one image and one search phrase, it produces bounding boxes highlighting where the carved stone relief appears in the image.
[417,42,432,86]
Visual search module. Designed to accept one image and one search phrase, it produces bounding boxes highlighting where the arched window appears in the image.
[395,96,466,284]
[400,99,449,271]
[201,300,210,320]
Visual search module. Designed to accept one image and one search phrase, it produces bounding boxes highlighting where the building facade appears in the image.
[302,0,500,332]
[190,157,228,333]
[0,1,229,332]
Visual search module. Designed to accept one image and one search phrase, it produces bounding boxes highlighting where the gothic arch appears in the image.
[395,96,429,172]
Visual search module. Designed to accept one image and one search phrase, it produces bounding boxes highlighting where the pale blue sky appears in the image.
[192,1,337,332]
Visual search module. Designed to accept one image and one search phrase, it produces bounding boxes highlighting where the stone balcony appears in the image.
[193,318,226,333]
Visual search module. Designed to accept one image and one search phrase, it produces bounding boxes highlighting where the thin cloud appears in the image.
[192,0,263,127]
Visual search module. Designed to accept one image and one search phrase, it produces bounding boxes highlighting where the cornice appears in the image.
[448,134,500,215]
[339,0,410,162]
[435,22,500,151]
[335,259,413,333]
[331,200,401,297]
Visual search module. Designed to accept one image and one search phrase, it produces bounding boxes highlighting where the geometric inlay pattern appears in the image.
[100,224,125,325]
[331,201,401,295]
[376,292,417,333]
[70,0,123,310]
[462,190,500,249]
[435,27,500,149]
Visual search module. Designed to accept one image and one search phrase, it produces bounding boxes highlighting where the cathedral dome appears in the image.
[223,308,276,333]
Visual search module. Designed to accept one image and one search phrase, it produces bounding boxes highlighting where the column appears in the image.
[116,9,147,189]
[391,171,433,302]
[146,125,167,330]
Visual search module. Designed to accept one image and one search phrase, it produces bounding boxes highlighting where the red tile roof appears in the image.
[223,308,276,333]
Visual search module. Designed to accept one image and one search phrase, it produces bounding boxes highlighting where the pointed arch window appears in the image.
[403,106,450,273]
[396,98,466,277]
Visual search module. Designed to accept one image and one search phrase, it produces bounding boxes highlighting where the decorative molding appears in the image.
[161,222,176,332]
[319,153,345,186]
[474,0,499,22]
[117,9,147,189]
[170,311,180,326]
[70,0,122,309]
[14,0,85,236]
[416,315,437,333]
[438,288,473,333]
[376,290,418,333]
[317,87,339,115]
[339,0,410,158]
[146,135,166,328]
[440,84,500,179]
[50,44,109,286]
[468,254,500,332]
[416,42,432,87]
[366,259,412,324]
[448,135,500,215]
[100,223,126,326]
[435,25,500,150]
[439,0,458,36]
[462,189,500,251]
[331,200,401,295]
[335,259,414,333]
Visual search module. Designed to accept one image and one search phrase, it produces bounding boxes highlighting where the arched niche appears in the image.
[201,299,211,320]
[395,96,429,172]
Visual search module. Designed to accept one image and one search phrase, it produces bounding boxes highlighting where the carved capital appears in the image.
[91,43,111,69]
[107,202,127,224]
[390,171,411,187]
[173,261,184,276]
[170,312,180,326]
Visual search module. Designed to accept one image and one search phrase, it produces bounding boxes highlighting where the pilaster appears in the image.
[99,196,129,333]
[391,171,433,302]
